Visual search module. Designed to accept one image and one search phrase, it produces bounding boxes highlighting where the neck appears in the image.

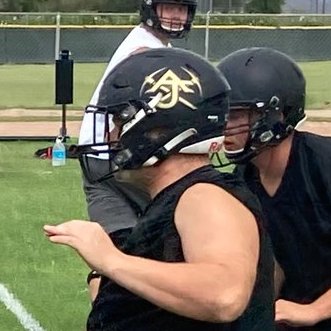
[147,154,209,198]
[251,134,294,196]
[141,23,170,46]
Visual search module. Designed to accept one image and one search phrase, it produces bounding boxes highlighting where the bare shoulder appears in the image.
[175,182,259,265]
[175,183,259,245]
[176,183,256,225]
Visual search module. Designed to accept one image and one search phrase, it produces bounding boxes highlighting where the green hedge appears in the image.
[201,14,331,26]
[1,13,331,26]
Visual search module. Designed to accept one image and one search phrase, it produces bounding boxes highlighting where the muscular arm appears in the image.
[45,184,259,322]
[310,288,331,322]
[103,183,260,322]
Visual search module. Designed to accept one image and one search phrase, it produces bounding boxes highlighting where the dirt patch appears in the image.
[0,120,330,139]
[0,109,330,138]
[0,109,82,118]
[298,121,331,136]
[0,121,82,138]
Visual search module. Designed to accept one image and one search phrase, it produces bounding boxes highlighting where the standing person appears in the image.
[79,0,197,299]
[45,47,275,331]
[217,47,331,330]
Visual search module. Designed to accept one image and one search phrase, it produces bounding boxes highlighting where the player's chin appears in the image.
[116,169,150,191]
[115,169,142,186]
[223,141,239,151]
[114,169,132,183]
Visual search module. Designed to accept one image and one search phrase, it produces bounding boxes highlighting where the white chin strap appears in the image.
[223,147,244,155]
[143,134,224,167]
[143,128,197,167]
[180,136,224,154]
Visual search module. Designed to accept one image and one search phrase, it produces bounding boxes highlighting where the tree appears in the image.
[214,0,247,13]
[0,0,140,12]
[0,0,47,11]
[245,0,285,13]
[102,0,140,13]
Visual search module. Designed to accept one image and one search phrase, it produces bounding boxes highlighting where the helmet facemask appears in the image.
[141,0,197,39]
[76,93,228,182]
[214,96,298,167]
[72,99,160,183]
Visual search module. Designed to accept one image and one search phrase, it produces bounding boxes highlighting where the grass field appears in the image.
[0,59,329,330]
[0,143,234,331]
[0,141,90,330]
[0,61,330,110]
[0,63,107,110]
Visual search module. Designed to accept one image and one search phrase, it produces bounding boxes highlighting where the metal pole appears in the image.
[322,0,326,13]
[55,12,61,60]
[60,104,67,140]
[205,10,210,59]
[316,0,319,13]
[204,0,213,59]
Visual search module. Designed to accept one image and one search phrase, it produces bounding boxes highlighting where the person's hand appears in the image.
[44,220,122,275]
[275,299,319,327]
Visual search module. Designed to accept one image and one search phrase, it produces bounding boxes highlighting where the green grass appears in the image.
[0,141,231,331]
[299,61,331,109]
[0,63,107,110]
[0,141,90,330]
[0,61,330,110]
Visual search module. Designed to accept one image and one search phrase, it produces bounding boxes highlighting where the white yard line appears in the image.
[0,283,45,331]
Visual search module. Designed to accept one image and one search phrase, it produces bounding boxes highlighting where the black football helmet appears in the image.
[216,47,306,165]
[74,47,230,182]
[140,0,197,39]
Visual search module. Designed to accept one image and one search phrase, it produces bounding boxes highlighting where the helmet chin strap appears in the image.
[223,146,245,156]
[142,128,197,167]
[180,136,224,154]
[143,134,225,167]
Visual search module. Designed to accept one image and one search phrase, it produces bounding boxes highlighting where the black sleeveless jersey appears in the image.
[237,131,331,331]
[87,165,275,331]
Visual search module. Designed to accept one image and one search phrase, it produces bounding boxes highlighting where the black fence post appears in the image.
[55,49,74,142]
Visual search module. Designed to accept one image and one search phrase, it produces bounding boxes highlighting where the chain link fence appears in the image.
[2,25,330,64]
[1,13,331,64]
[0,13,330,116]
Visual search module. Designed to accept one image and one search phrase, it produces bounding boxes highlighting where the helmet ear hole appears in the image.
[268,96,280,109]
[144,127,170,142]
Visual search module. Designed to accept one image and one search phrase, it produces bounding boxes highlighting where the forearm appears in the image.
[310,288,331,323]
[105,253,254,322]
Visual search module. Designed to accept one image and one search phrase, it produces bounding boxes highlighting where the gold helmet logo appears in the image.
[140,67,203,110]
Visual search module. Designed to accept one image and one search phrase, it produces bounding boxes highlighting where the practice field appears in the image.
[0,61,330,110]
[0,60,330,330]
[0,141,90,330]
